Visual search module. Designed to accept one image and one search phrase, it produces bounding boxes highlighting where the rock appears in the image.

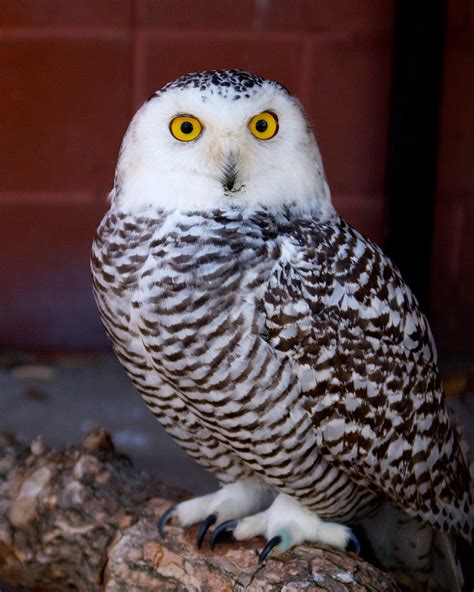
[0,430,400,591]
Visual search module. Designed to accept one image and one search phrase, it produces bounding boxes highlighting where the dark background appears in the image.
[0,0,472,358]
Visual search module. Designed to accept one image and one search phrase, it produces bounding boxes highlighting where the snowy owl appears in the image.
[92,70,472,591]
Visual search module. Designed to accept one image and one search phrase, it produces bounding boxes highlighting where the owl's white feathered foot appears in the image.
[158,478,275,548]
[159,480,359,560]
[211,492,359,561]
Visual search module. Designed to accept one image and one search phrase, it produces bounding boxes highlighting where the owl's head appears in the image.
[113,70,333,216]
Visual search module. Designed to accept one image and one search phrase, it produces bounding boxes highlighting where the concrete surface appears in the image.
[0,351,217,496]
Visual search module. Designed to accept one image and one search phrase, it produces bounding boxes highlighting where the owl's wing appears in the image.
[263,216,472,542]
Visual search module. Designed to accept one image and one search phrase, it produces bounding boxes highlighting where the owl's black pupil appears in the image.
[180,121,194,134]
[255,119,268,133]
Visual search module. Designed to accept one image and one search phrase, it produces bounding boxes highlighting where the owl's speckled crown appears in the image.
[152,69,289,102]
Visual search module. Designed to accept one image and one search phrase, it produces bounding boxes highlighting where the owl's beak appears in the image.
[221,152,238,192]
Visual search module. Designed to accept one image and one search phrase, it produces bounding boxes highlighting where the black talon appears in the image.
[210,519,238,550]
[347,531,361,555]
[259,535,282,563]
[158,505,176,539]
[196,513,217,549]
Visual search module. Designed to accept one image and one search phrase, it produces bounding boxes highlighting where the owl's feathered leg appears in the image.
[213,492,357,560]
[158,478,275,546]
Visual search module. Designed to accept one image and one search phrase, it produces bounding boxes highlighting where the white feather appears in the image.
[114,82,335,217]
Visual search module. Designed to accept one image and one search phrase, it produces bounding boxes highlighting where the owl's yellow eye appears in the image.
[169,115,203,142]
[248,111,279,140]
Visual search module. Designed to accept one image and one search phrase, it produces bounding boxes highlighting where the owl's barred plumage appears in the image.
[92,70,472,591]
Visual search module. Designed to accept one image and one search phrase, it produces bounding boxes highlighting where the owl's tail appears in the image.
[361,501,470,592]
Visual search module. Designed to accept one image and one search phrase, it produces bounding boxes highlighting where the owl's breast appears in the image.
[94,207,377,521]
[94,208,306,436]
[133,210,275,385]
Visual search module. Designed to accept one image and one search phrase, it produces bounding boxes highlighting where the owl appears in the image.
[92,70,472,591]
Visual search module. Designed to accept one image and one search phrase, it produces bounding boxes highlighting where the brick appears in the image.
[433,13,474,353]
[446,0,470,31]
[0,37,130,195]
[333,194,384,245]
[437,40,474,195]
[430,196,474,353]
[304,39,392,195]
[255,0,393,32]
[430,198,465,319]
[136,0,256,30]
[0,204,109,349]
[0,0,132,28]
[456,200,474,335]
[135,32,304,107]
[0,191,94,204]
[136,0,393,32]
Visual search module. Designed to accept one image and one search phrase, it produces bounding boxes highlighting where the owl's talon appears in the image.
[346,531,361,555]
[210,519,238,550]
[196,513,217,548]
[158,505,176,539]
[259,535,282,562]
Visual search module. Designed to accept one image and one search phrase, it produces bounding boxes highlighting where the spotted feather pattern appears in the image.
[92,205,472,546]
[150,68,288,102]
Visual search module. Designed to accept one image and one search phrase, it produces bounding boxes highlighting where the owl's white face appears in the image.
[114,70,333,215]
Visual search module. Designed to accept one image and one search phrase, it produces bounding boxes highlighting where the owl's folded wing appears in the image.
[263,216,472,542]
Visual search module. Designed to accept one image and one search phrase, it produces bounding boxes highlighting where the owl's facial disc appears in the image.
[114,70,334,213]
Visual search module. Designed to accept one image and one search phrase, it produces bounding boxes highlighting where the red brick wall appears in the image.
[0,1,470,353]
[431,0,474,355]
